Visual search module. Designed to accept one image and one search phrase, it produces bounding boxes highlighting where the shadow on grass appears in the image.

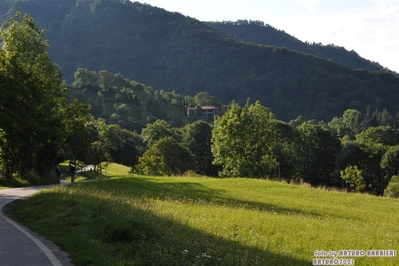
[93,176,344,220]
[6,187,310,266]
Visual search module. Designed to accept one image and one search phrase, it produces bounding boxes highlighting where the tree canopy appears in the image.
[0,12,66,180]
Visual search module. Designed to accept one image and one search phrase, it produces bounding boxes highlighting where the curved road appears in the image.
[0,184,73,266]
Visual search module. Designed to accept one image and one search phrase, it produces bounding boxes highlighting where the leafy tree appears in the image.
[340,165,366,192]
[296,122,341,186]
[134,137,195,176]
[87,140,110,171]
[194,92,222,109]
[339,126,399,195]
[356,126,399,149]
[141,119,179,147]
[384,175,399,198]
[212,101,278,178]
[73,68,99,89]
[342,109,364,137]
[98,122,140,166]
[272,121,302,181]
[0,13,67,179]
[181,121,218,176]
[327,116,345,136]
[380,145,399,191]
[63,99,93,163]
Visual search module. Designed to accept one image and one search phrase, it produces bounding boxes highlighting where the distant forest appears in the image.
[206,20,386,72]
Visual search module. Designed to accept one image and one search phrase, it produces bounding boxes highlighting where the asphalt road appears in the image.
[0,184,73,266]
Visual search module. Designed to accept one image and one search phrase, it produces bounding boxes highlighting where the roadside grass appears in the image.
[4,164,399,265]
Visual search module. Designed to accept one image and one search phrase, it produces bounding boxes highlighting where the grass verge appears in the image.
[4,166,399,265]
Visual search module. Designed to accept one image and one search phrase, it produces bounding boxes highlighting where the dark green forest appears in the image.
[0,0,399,121]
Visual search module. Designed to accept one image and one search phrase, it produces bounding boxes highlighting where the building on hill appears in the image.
[187,106,219,120]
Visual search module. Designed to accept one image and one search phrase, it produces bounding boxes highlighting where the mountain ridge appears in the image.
[205,20,387,73]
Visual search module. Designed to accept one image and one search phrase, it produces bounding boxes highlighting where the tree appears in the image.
[141,119,179,147]
[342,109,364,137]
[271,121,302,181]
[212,101,278,178]
[182,121,218,176]
[296,122,341,186]
[0,13,67,180]
[380,145,399,192]
[384,175,399,198]
[134,137,195,176]
[63,99,93,163]
[73,68,99,89]
[340,165,366,192]
[356,126,399,149]
[194,92,222,109]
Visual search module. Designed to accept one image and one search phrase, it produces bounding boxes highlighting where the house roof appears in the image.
[187,106,219,111]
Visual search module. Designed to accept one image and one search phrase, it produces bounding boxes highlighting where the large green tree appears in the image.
[63,99,93,163]
[141,119,180,147]
[212,101,278,178]
[0,13,66,180]
[181,120,218,176]
[134,137,195,176]
[296,121,341,186]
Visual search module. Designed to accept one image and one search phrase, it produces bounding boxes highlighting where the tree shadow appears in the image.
[103,176,351,220]
[18,187,311,266]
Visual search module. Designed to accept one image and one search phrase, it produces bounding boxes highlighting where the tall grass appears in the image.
[5,166,399,265]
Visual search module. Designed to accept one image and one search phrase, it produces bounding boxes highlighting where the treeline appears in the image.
[62,66,399,198]
[124,102,399,198]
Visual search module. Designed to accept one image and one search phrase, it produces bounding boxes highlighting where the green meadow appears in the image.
[5,164,399,265]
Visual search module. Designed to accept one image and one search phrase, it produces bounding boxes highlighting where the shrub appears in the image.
[384,175,399,198]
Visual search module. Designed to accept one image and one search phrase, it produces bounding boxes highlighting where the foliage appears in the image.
[381,145,399,177]
[62,98,93,162]
[181,120,218,176]
[0,12,67,179]
[141,119,180,147]
[212,101,278,177]
[340,165,366,192]
[134,137,195,176]
[384,175,399,198]
[193,92,222,109]
[296,121,341,186]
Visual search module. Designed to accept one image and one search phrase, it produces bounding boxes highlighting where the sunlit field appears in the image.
[5,164,399,265]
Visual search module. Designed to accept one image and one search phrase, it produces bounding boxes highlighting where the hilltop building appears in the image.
[187,106,219,120]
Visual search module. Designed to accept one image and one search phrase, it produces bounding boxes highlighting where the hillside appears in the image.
[1,0,399,121]
[205,20,386,72]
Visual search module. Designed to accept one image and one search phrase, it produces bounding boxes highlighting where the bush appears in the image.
[384,175,399,198]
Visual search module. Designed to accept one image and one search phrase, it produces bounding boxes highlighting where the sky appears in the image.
[138,0,399,73]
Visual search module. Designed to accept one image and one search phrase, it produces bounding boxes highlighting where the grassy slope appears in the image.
[5,164,399,265]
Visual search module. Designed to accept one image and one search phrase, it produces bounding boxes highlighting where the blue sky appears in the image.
[139,0,399,72]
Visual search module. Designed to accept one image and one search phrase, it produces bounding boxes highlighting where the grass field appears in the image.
[5,164,399,265]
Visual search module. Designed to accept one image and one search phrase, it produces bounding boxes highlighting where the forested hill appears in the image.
[205,20,386,72]
[1,0,399,121]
